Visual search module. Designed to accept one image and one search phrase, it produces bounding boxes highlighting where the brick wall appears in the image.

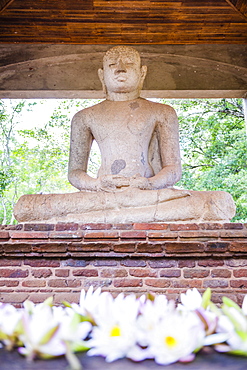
[0,222,247,307]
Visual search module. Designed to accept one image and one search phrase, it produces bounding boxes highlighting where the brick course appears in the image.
[0,222,246,307]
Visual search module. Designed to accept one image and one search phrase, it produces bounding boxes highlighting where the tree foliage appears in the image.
[0,98,246,224]
[170,98,247,222]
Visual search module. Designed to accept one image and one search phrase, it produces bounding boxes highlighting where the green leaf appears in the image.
[202,288,211,309]
[222,297,242,312]
[39,325,59,346]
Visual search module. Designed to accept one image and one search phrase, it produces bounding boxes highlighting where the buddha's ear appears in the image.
[98,68,106,94]
[140,65,147,87]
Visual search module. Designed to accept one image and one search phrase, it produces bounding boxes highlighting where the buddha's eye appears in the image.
[109,63,116,67]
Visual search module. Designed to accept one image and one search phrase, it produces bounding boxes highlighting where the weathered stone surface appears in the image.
[14,46,236,224]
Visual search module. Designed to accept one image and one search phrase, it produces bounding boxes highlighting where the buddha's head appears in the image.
[98,46,147,100]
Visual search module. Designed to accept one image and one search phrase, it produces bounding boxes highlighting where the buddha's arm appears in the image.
[148,105,182,189]
[68,111,98,191]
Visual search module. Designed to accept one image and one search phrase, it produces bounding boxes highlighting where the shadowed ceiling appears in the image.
[0,0,246,44]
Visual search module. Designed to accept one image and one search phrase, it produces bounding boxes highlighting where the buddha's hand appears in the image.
[98,175,130,191]
[129,176,152,190]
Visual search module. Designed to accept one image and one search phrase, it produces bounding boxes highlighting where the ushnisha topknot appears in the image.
[103,46,141,66]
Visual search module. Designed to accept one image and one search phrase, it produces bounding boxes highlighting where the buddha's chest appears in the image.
[90,109,156,143]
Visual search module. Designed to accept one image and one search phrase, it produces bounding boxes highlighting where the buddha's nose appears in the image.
[115,59,127,73]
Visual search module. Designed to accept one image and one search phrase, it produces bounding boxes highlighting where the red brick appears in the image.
[211,292,238,305]
[224,223,244,229]
[93,260,118,267]
[136,243,163,253]
[0,292,29,304]
[101,268,128,278]
[3,244,32,253]
[10,231,49,239]
[62,259,89,267]
[178,260,196,268]
[179,230,219,238]
[69,243,110,252]
[229,242,247,252]
[149,260,177,268]
[203,280,229,288]
[119,231,146,239]
[55,269,70,277]
[220,230,247,238]
[230,280,247,288]
[0,269,29,278]
[205,242,229,252]
[32,243,67,252]
[160,269,181,278]
[80,223,112,230]
[172,280,202,288]
[0,280,19,287]
[53,292,80,305]
[66,279,81,288]
[24,259,60,267]
[121,260,146,267]
[48,279,67,288]
[84,231,119,239]
[49,232,82,239]
[32,269,52,278]
[199,223,224,230]
[82,279,112,289]
[211,269,231,278]
[28,293,55,304]
[73,269,98,277]
[198,259,224,267]
[24,224,54,231]
[114,279,142,287]
[0,259,21,266]
[22,280,46,287]
[164,242,205,253]
[4,224,23,231]
[56,223,79,231]
[0,231,9,239]
[113,243,136,253]
[226,259,247,267]
[184,269,210,278]
[233,269,247,278]
[145,279,170,288]
[129,268,157,277]
[170,223,200,231]
[147,231,177,239]
[133,223,169,230]
[112,224,133,230]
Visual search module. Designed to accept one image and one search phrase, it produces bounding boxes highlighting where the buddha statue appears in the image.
[14,46,235,223]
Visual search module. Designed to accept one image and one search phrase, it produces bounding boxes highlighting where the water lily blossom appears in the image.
[88,293,140,362]
[142,310,205,365]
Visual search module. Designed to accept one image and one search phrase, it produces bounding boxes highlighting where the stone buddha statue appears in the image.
[14,46,236,223]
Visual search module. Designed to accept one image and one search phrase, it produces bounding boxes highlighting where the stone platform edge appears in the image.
[0,222,247,307]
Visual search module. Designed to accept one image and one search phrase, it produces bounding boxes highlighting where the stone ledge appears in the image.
[0,223,246,259]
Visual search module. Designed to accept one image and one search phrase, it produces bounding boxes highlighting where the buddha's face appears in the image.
[99,46,147,96]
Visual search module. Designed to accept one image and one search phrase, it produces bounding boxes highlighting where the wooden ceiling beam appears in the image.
[225,0,247,20]
[0,0,15,14]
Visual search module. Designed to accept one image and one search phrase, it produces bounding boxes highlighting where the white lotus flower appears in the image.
[18,304,65,360]
[143,310,205,365]
[0,303,23,349]
[242,295,247,316]
[135,293,173,347]
[87,293,140,362]
[72,286,111,323]
[180,288,202,310]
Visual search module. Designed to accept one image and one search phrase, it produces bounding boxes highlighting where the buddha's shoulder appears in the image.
[72,101,106,121]
[140,98,177,116]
